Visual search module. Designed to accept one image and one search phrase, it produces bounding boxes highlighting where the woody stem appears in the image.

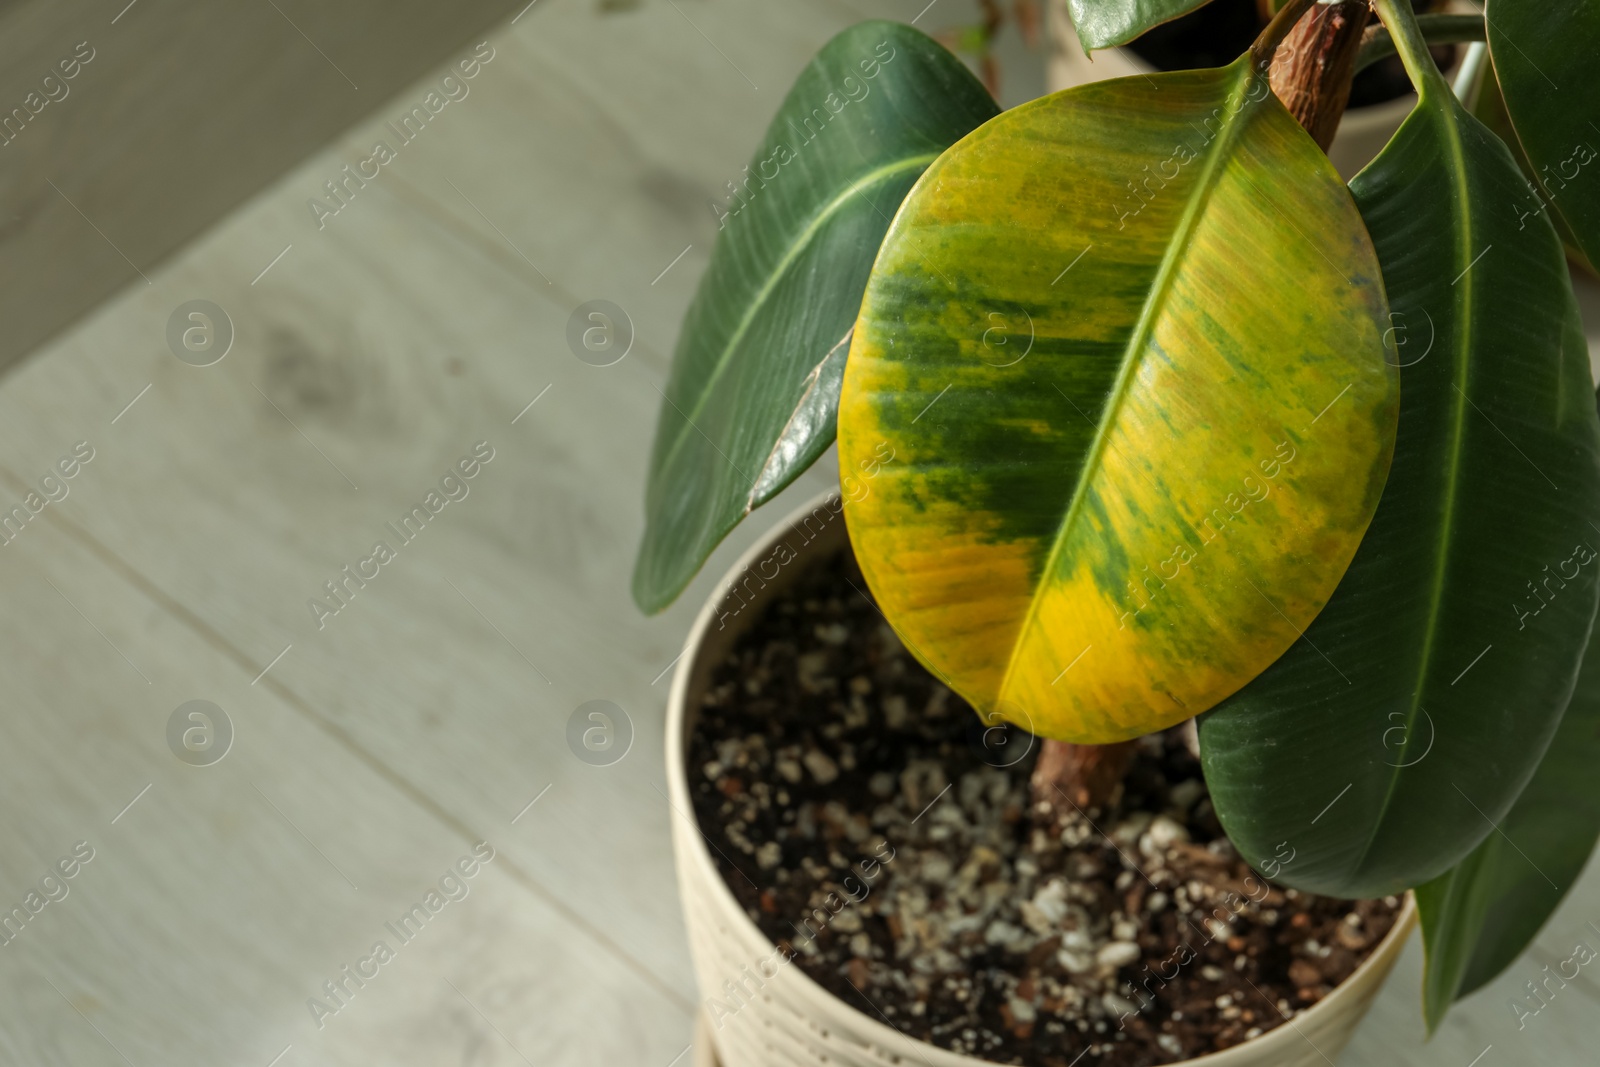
[1031,735,1140,823]
[1269,0,1375,151]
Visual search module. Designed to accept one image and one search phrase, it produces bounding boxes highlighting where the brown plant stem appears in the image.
[1031,735,1139,819]
[1268,0,1374,150]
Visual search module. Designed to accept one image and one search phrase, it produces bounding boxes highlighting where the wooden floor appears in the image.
[0,0,538,374]
[0,1,1595,1064]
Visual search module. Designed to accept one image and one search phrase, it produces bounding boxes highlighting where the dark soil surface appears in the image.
[688,549,1400,1065]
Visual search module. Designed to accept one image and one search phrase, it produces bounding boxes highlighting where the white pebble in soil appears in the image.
[1031,878,1070,924]
[1096,941,1141,969]
[1058,948,1093,975]
[1101,992,1140,1018]
[802,749,839,785]
[1140,814,1190,855]
[1007,996,1037,1024]
[815,622,851,645]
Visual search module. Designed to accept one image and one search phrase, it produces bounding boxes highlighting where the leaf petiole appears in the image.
[1247,0,1319,66]
[1355,13,1487,75]
[1371,0,1456,101]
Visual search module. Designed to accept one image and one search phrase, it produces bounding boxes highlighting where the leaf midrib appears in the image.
[996,63,1258,714]
[1350,93,1474,879]
[650,153,941,486]
[744,328,853,513]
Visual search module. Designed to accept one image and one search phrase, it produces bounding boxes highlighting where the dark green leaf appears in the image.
[1199,5,1600,900]
[1471,62,1593,272]
[1416,429,1600,1028]
[631,21,996,614]
[1064,0,1217,51]
[1486,0,1600,267]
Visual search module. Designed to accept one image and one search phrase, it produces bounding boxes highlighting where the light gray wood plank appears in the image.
[0,504,689,1067]
[0,0,552,374]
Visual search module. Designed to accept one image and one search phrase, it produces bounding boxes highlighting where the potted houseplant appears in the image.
[635,0,1600,1063]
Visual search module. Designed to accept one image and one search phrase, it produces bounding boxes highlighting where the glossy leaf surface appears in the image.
[1199,18,1600,899]
[838,58,1397,745]
[1416,393,1600,1031]
[1486,0,1600,267]
[632,22,997,614]
[1065,0,1216,51]
[1471,61,1592,272]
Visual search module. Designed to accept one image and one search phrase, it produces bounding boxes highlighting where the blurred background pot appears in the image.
[1045,0,1470,178]
[668,491,1417,1067]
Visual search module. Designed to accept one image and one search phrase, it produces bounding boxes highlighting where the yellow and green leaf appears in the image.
[837,56,1398,745]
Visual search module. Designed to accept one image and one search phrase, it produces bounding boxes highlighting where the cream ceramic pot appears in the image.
[668,490,1416,1067]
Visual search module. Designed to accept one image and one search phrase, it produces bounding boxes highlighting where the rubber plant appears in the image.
[635,0,1600,1036]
